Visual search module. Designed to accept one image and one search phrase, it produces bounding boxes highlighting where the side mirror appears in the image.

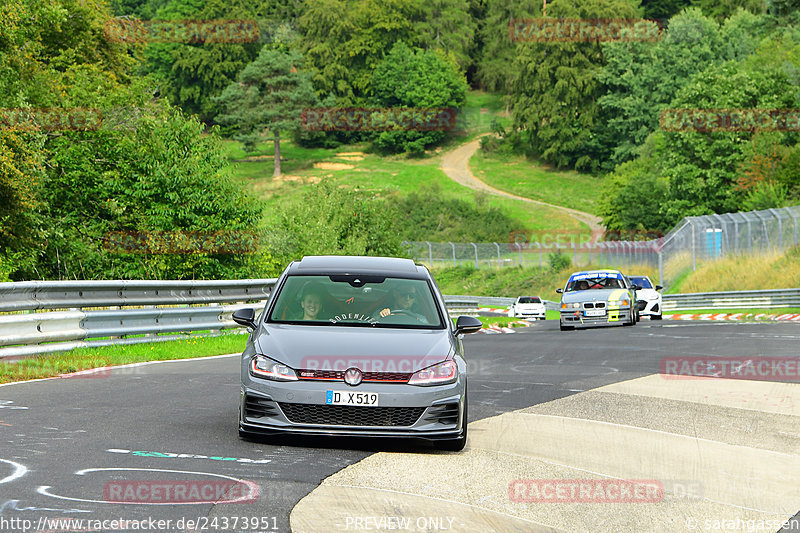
[632,285,642,291]
[454,315,482,335]
[555,288,563,294]
[232,308,256,329]
[655,285,663,291]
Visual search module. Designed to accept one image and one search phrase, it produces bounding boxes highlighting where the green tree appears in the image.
[268,181,406,265]
[476,0,541,93]
[298,0,475,102]
[640,0,691,19]
[660,62,796,219]
[140,0,265,123]
[38,104,270,280]
[298,0,420,101]
[371,42,468,153]
[602,48,800,231]
[766,0,800,18]
[597,8,726,169]
[599,133,673,234]
[215,47,318,176]
[508,0,639,171]
[417,0,477,73]
[395,182,517,241]
[690,0,763,21]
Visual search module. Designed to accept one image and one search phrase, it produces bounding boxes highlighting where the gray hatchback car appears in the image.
[232,256,482,450]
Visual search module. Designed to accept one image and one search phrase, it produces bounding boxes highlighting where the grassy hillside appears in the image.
[221,90,604,244]
[470,149,604,215]
[667,246,800,294]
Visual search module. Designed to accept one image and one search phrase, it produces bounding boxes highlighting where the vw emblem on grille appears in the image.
[344,367,362,386]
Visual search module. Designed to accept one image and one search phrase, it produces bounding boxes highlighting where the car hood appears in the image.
[254,324,454,371]
[636,289,661,301]
[561,288,631,304]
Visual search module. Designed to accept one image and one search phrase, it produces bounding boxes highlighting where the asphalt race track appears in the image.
[1,321,799,533]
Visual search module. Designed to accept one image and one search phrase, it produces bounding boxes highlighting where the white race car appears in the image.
[629,275,663,320]
[508,296,546,320]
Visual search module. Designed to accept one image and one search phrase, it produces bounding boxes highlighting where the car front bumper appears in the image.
[240,371,466,441]
[560,308,632,327]
[639,299,662,316]
[513,310,546,319]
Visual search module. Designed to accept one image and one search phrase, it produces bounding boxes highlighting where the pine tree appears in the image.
[215,48,318,177]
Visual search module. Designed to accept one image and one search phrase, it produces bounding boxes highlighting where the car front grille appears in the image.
[583,302,606,309]
[296,369,412,383]
[278,403,424,427]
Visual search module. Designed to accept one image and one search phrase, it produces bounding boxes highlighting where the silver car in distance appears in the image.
[232,256,482,451]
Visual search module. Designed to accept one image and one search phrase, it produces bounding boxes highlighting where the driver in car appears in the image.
[376,282,426,322]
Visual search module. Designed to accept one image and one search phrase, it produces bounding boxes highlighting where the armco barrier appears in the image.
[1,281,797,360]
[0,279,278,359]
[662,289,800,311]
[0,279,274,312]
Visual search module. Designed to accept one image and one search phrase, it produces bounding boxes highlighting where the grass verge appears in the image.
[476,316,532,328]
[0,334,247,384]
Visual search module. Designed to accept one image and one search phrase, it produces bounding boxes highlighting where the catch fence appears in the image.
[405,205,800,288]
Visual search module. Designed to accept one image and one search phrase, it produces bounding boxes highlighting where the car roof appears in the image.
[287,255,428,278]
[570,269,623,275]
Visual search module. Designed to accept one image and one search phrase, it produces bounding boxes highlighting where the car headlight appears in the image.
[250,355,298,381]
[619,299,630,307]
[561,302,580,309]
[408,360,457,386]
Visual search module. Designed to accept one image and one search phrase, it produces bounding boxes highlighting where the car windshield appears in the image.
[518,297,541,303]
[630,277,653,289]
[268,275,444,328]
[566,275,624,291]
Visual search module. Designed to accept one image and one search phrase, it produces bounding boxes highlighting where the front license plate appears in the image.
[584,309,606,317]
[326,391,379,406]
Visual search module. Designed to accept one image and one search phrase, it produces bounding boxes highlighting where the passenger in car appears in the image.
[299,283,328,321]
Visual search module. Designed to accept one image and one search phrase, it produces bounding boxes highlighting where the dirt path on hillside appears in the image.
[440,137,603,231]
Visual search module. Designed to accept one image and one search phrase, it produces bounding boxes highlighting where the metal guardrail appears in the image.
[444,295,560,311]
[1,281,797,360]
[662,289,800,311]
[449,290,800,313]
[0,279,278,359]
[0,279,274,312]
